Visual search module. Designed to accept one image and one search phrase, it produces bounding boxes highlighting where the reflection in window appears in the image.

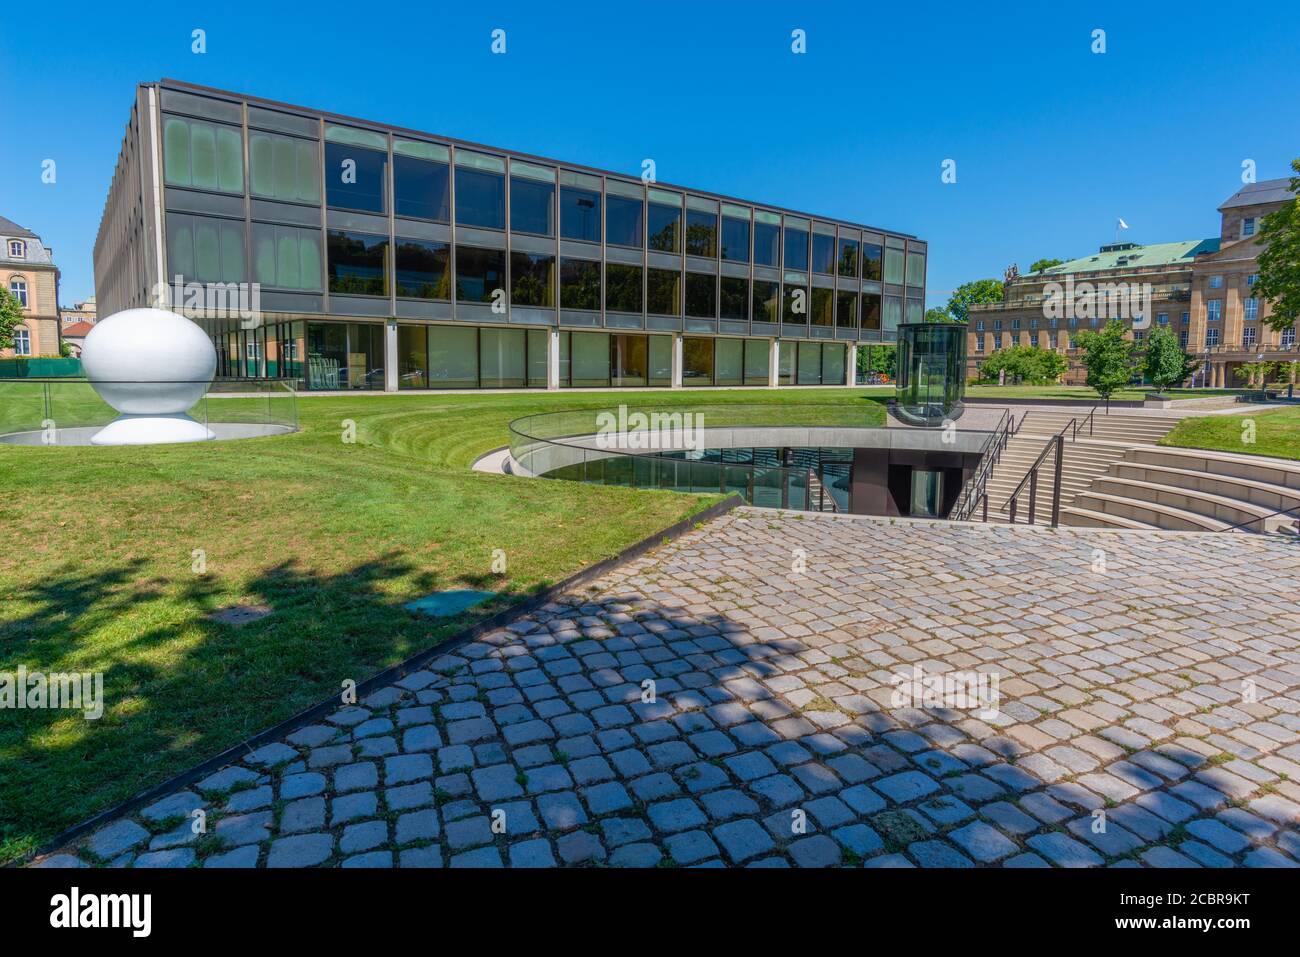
[906,252,926,287]
[250,132,319,203]
[510,171,555,236]
[783,284,808,324]
[648,202,681,253]
[560,258,601,310]
[811,233,835,275]
[778,341,795,384]
[754,215,780,267]
[480,327,527,387]
[837,237,858,277]
[570,331,610,387]
[393,155,450,221]
[836,291,857,329]
[744,338,769,384]
[253,223,322,291]
[862,242,883,281]
[647,268,681,315]
[884,247,905,284]
[715,338,743,386]
[511,251,555,307]
[685,210,718,257]
[456,166,506,229]
[560,186,601,242]
[784,224,809,271]
[682,337,713,385]
[455,245,506,302]
[811,287,834,326]
[605,263,643,313]
[721,215,749,262]
[606,195,644,248]
[394,239,449,299]
[328,230,388,296]
[611,333,649,387]
[398,325,429,388]
[720,277,748,321]
[168,213,247,284]
[325,143,386,213]
[862,293,882,330]
[884,295,903,332]
[753,280,779,323]
[430,326,479,387]
[797,341,822,384]
[685,273,716,318]
[163,116,244,193]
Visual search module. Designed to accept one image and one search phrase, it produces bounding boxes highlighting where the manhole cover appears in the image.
[207,604,273,626]
[404,589,496,618]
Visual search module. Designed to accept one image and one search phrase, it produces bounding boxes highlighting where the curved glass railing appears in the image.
[0,378,298,445]
[507,403,888,511]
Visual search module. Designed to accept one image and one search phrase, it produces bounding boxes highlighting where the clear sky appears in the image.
[2,0,1297,306]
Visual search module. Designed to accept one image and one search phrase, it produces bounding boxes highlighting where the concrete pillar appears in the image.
[671,333,683,388]
[769,338,780,387]
[845,343,858,387]
[547,327,560,390]
[384,319,398,393]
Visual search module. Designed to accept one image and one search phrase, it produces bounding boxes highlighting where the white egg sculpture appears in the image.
[82,307,217,445]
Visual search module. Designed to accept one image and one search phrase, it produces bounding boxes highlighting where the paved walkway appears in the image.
[37,512,1300,868]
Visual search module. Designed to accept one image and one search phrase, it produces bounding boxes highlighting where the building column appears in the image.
[547,327,560,391]
[768,338,780,387]
[845,343,858,387]
[671,333,683,388]
[384,319,398,393]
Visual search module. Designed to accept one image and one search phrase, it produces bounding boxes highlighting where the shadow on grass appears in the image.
[0,551,528,864]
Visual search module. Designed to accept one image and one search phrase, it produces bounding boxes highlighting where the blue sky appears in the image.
[2,0,1297,305]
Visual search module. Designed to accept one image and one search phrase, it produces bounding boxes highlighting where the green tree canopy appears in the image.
[923,307,954,323]
[1255,157,1300,334]
[946,279,1004,324]
[1030,257,1065,273]
[1142,325,1200,393]
[1075,319,1138,400]
[976,345,1067,384]
[0,286,21,351]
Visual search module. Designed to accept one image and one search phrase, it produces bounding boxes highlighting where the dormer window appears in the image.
[6,240,25,259]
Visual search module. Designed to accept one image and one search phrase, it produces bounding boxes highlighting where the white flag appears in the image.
[1117,218,1129,230]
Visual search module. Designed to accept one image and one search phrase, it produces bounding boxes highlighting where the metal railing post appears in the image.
[1028,469,1038,525]
[1008,497,1017,524]
[981,494,988,523]
[1051,433,1065,526]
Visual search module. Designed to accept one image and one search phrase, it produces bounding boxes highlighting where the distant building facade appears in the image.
[1,215,62,357]
[967,178,1298,387]
[57,297,98,357]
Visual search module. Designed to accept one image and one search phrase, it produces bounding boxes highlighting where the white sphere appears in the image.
[82,308,216,414]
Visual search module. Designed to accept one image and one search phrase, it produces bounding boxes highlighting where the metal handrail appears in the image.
[1219,503,1300,535]
[948,408,1017,522]
[1001,422,1072,526]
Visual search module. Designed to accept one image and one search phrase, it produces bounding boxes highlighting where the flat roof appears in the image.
[1028,238,1220,277]
[156,79,920,243]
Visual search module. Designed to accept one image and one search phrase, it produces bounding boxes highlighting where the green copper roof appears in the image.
[1030,238,1221,276]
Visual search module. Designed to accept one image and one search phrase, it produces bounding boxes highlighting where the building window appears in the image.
[454,245,506,302]
[685,209,718,258]
[1029,318,1038,330]
[647,194,681,253]
[1207,300,1222,322]
[392,144,450,221]
[13,326,30,355]
[906,251,926,287]
[884,245,905,285]
[1282,327,1296,348]
[810,287,833,327]
[646,268,681,315]
[861,241,882,281]
[721,212,750,263]
[836,291,857,329]
[1247,274,1258,286]
[681,336,714,385]
[167,213,247,284]
[752,280,778,323]
[993,320,1002,331]
[1208,275,1223,289]
[559,258,600,310]
[861,293,881,331]
[7,240,25,259]
[1133,330,1145,343]
[811,232,835,275]
[1206,328,1220,347]
[1181,311,1190,325]
[604,263,643,313]
[559,181,601,243]
[975,320,984,332]
[510,252,555,307]
[684,273,716,319]
[606,194,644,249]
[720,276,748,321]
[1156,312,1168,326]
[753,213,780,267]
[975,335,984,352]
[250,131,320,204]
[1243,297,1258,321]
[993,333,1002,349]
[253,223,323,292]
[1243,327,1257,347]
[9,277,27,308]
[1179,330,1189,349]
[394,239,450,299]
[837,236,859,277]
[509,163,555,237]
[163,115,244,193]
[1011,319,1021,331]
[327,230,388,296]
[782,284,808,325]
[783,221,809,272]
[455,154,506,230]
[324,141,387,213]
[1241,217,1256,238]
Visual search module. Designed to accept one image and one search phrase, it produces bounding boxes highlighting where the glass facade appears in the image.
[154,84,923,391]
[895,322,967,426]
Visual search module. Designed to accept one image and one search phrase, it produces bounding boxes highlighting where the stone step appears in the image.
[1058,506,1159,530]
[1070,490,1233,532]
[1113,461,1300,514]
[1089,476,1276,529]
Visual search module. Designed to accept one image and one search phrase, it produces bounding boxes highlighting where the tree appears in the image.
[1075,319,1138,401]
[1142,325,1199,393]
[0,286,21,351]
[1030,258,1065,273]
[976,345,1067,384]
[857,344,895,377]
[946,279,1004,324]
[1256,157,1300,334]
[923,307,954,323]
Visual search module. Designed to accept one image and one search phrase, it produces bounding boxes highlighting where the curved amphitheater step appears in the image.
[1062,445,1300,534]
[979,435,1132,526]
[1013,407,1180,445]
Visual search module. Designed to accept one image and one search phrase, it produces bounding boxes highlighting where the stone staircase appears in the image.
[977,407,1179,526]
[1062,446,1300,533]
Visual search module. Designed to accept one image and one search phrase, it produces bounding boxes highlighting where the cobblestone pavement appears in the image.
[36,510,1300,869]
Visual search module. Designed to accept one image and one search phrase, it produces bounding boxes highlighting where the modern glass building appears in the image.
[94,80,927,391]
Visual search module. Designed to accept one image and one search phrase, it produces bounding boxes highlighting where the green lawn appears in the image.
[964,384,1247,403]
[1160,405,1300,461]
[0,386,886,863]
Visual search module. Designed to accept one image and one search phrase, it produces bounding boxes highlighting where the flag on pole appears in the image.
[1117,218,1129,230]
